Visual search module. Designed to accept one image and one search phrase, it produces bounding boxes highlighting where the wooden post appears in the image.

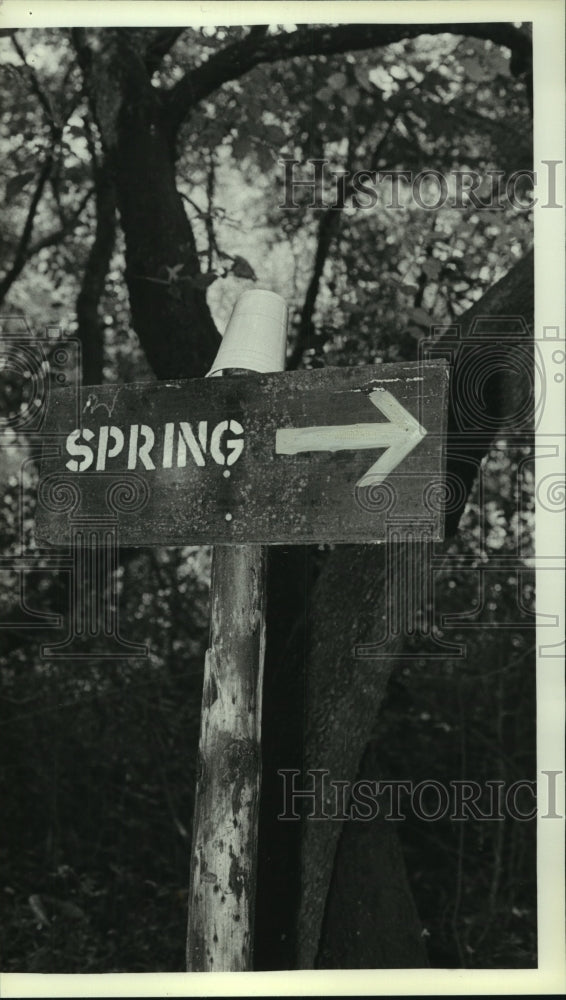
[186,542,267,971]
[186,291,288,971]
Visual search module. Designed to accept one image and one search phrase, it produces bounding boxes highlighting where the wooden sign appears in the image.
[35,360,449,545]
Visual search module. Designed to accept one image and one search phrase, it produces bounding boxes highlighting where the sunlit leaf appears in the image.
[5,171,36,202]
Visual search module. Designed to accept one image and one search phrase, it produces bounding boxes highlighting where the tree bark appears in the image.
[75,158,116,385]
[165,23,531,128]
[317,742,429,969]
[295,250,534,966]
[74,28,220,380]
[255,249,534,969]
[0,157,53,305]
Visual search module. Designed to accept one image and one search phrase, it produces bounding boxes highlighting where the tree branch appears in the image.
[288,112,399,370]
[0,157,53,306]
[69,27,92,74]
[0,187,92,277]
[205,149,216,273]
[27,187,94,258]
[144,27,186,74]
[164,24,274,129]
[11,34,62,143]
[165,22,531,131]
[288,209,341,370]
[76,156,117,384]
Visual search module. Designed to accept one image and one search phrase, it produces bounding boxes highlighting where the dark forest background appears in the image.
[0,22,536,971]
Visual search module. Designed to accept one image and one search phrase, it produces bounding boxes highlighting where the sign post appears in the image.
[186,540,268,970]
[186,291,288,971]
[35,291,449,971]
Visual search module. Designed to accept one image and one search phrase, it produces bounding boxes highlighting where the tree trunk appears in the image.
[317,742,429,969]
[78,28,220,380]
[256,250,534,968]
[113,102,219,379]
[76,158,116,384]
[295,250,534,966]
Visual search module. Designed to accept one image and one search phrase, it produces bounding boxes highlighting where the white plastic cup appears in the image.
[207,289,288,376]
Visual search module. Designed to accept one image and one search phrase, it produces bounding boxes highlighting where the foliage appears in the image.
[0,21,535,971]
[377,443,536,967]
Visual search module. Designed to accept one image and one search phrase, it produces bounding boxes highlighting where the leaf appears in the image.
[407,326,427,341]
[255,143,276,172]
[164,263,185,283]
[489,50,511,77]
[421,258,442,279]
[5,171,36,202]
[190,271,218,290]
[353,65,373,92]
[327,71,347,91]
[460,57,490,83]
[343,87,359,108]
[261,123,287,146]
[232,135,253,160]
[28,894,50,928]
[231,255,257,281]
[315,86,333,103]
[408,306,434,328]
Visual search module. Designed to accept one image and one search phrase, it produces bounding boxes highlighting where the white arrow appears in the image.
[275,390,427,488]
